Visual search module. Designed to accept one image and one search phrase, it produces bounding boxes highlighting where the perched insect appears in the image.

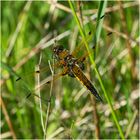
[52,45,103,102]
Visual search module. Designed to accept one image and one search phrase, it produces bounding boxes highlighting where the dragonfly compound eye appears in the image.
[53,45,63,53]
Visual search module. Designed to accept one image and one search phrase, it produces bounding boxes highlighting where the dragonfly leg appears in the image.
[68,71,75,78]
[77,60,85,70]
[62,66,69,76]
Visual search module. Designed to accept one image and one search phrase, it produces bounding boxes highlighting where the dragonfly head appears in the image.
[53,45,64,54]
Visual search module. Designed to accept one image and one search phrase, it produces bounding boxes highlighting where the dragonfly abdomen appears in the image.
[72,65,103,102]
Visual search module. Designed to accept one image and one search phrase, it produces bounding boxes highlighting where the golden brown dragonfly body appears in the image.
[53,45,103,102]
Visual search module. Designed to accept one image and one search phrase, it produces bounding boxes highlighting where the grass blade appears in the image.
[68,0,125,139]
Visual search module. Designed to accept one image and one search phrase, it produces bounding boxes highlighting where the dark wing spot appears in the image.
[92,45,96,49]
[107,32,112,36]
[62,73,66,76]
[16,77,21,81]
[36,70,40,73]
[46,81,51,84]
[100,15,105,19]
[88,31,92,35]
[82,57,86,61]
[26,93,32,99]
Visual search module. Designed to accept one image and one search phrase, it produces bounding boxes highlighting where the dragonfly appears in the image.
[51,44,103,102]
[15,31,103,103]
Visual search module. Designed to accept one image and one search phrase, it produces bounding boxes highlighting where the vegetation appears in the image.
[1,1,139,139]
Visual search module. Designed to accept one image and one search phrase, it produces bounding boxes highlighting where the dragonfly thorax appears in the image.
[53,45,85,71]
[64,55,76,68]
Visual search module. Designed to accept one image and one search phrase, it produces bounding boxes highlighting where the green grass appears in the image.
[1,1,139,139]
[68,0,124,139]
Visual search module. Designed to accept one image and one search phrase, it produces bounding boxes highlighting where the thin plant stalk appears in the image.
[35,52,45,134]
[68,0,125,139]
[0,97,17,139]
[44,60,54,139]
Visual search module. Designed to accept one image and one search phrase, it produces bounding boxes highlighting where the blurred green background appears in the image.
[1,1,139,139]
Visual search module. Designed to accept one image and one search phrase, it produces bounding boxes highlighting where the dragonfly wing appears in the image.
[15,67,69,105]
[15,61,62,82]
[35,66,69,90]
[71,31,94,57]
